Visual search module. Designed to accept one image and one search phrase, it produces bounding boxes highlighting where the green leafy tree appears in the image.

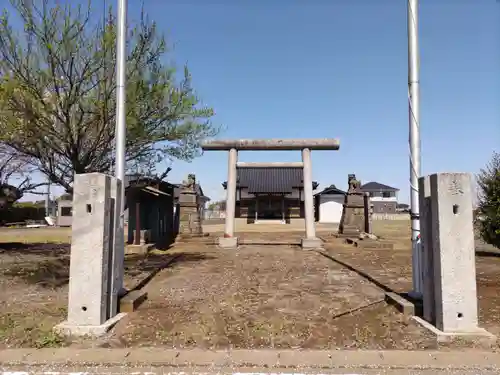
[477,152,500,248]
[0,0,218,192]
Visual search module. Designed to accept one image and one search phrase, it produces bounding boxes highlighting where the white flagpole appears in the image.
[113,0,128,302]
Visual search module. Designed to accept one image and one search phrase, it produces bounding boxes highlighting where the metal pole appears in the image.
[115,0,127,205]
[113,0,127,296]
[408,0,423,299]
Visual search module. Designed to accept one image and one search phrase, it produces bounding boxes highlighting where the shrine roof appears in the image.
[222,167,318,194]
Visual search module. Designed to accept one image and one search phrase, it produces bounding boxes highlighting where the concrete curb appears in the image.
[1,349,500,370]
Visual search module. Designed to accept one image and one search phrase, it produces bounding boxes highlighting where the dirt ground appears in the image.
[105,244,434,349]
[0,241,177,348]
[0,220,498,350]
[324,220,500,345]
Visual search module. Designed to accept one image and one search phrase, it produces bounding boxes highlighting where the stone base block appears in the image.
[125,244,153,255]
[385,292,417,316]
[218,237,238,249]
[301,237,323,250]
[345,237,395,249]
[119,290,148,313]
[412,316,497,344]
[335,233,359,238]
[53,313,127,337]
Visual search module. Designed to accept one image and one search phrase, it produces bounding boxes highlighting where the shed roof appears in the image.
[315,184,346,196]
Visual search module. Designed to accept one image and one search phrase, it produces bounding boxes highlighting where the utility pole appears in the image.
[408,0,423,299]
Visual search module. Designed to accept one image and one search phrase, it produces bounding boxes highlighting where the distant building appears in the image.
[222,166,318,223]
[314,184,346,223]
[396,203,410,212]
[361,182,399,214]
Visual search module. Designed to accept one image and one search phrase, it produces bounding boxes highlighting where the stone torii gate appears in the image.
[201,138,340,249]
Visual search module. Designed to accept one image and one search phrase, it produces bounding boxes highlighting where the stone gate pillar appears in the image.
[412,172,495,343]
[54,173,126,337]
[301,148,321,249]
[220,148,238,248]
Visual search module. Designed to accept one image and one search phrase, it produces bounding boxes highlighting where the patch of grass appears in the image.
[33,330,66,348]
[0,228,72,244]
[0,313,16,340]
[372,220,410,239]
[0,309,68,349]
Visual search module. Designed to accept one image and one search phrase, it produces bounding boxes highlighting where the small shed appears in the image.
[126,177,175,248]
[314,185,346,223]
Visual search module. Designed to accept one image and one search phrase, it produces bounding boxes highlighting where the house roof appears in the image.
[222,167,318,194]
[361,181,399,192]
[315,184,346,196]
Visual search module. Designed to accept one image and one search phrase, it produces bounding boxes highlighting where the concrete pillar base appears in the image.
[53,313,127,337]
[412,316,496,345]
[218,237,238,249]
[301,237,323,250]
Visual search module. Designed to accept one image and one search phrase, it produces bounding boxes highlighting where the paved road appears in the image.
[1,368,499,375]
[2,349,500,375]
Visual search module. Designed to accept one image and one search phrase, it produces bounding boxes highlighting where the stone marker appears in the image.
[338,174,366,236]
[54,173,126,337]
[413,172,495,342]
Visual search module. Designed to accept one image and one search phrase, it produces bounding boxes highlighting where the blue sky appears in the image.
[17,1,500,203]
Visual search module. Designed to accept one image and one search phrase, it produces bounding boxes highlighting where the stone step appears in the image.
[344,237,394,249]
[239,239,301,246]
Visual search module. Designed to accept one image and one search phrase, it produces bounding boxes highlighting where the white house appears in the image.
[314,185,346,224]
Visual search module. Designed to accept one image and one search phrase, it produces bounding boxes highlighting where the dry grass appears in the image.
[0,227,71,244]
[0,238,178,348]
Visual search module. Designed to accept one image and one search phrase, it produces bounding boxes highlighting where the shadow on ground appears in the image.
[1,249,214,290]
[0,242,70,256]
[476,250,500,258]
